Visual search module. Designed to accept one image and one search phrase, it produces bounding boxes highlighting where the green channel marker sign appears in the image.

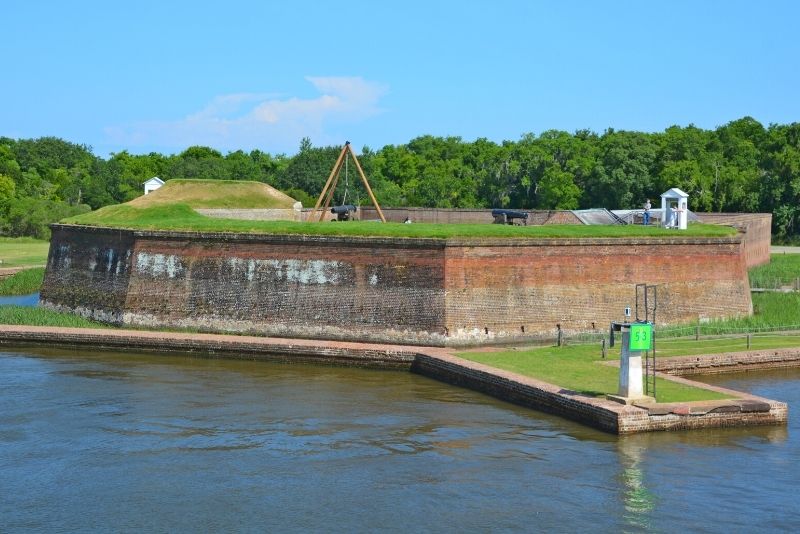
[629,323,653,351]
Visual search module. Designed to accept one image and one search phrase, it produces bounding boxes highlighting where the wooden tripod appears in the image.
[312,141,386,223]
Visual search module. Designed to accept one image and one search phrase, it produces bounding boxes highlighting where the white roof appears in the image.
[660,187,689,198]
[143,177,165,186]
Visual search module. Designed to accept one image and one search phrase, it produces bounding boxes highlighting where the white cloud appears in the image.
[104,77,388,153]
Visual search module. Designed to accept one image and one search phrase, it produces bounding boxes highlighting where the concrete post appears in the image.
[617,327,644,399]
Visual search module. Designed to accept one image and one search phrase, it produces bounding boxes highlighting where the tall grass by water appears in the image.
[0,267,45,296]
[749,254,800,288]
[0,305,107,328]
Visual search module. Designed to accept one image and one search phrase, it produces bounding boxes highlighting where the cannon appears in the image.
[491,209,529,225]
[331,204,357,221]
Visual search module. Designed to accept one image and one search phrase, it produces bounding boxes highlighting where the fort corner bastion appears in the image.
[40,224,752,347]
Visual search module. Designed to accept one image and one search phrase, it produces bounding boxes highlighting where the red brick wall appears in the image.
[695,213,772,267]
[443,237,751,343]
[41,225,135,323]
[42,225,752,346]
[121,233,448,344]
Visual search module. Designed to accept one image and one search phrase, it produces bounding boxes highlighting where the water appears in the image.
[1,347,798,533]
[0,292,38,306]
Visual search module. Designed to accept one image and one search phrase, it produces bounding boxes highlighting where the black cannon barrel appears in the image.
[331,204,356,214]
[491,209,528,220]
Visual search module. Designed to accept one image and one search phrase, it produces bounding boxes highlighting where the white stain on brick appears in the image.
[116,250,129,275]
[136,252,184,278]
[106,249,115,272]
[266,259,341,284]
[57,244,72,269]
[88,248,98,271]
[246,260,256,282]
[369,273,378,286]
[225,257,342,284]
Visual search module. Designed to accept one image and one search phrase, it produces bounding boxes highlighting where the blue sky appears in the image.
[3,1,799,157]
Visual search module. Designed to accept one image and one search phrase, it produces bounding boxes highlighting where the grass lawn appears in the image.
[0,305,107,328]
[65,203,736,239]
[457,293,800,405]
[0,237,50,268]
[458,344,732,403]
[0,268,45,295]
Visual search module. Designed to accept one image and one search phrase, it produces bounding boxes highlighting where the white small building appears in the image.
[143,177,165,195]
[660,187,689,230]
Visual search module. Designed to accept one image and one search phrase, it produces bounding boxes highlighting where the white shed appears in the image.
[143,177,165,195]
[660,187,689,230]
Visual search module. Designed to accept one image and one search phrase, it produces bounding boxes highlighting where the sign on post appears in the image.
[629,323,653,351]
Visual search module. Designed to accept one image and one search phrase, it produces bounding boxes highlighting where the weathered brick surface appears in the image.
[40,226,135,323]
[357,207,582,225]
[696,213,772,267]
[443,237,751,343]
[42,225,751,346]
[43,226,450,344]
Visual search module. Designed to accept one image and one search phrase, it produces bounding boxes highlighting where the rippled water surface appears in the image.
[1,347,798,532]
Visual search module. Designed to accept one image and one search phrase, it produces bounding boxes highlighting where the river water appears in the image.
[1,347,798,532]
[0,292,39,306]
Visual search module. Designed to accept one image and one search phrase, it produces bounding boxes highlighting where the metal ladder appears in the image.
[635,283,658,399]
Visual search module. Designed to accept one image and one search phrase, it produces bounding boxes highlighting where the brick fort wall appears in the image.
[41,225,752,346]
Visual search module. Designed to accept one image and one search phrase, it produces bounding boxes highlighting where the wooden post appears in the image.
[747,334,752,349]
[313,144,348,214]
[696,326,700,341]
[318,169,342,222]
[601,337,606,359]
[347,144,386,223]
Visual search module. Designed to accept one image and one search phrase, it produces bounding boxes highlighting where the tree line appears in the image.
[1,116,798,241]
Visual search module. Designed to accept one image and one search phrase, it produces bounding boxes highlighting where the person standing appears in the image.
[643,199,651,225]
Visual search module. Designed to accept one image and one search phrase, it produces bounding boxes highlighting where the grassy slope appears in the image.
[129,179,297,209]
[0,237,50,267]
[65,203,736,239]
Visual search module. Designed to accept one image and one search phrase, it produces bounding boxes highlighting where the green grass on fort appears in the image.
[64,203,736,239]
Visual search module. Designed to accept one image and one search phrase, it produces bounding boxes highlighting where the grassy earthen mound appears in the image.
[129,179,297,209]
